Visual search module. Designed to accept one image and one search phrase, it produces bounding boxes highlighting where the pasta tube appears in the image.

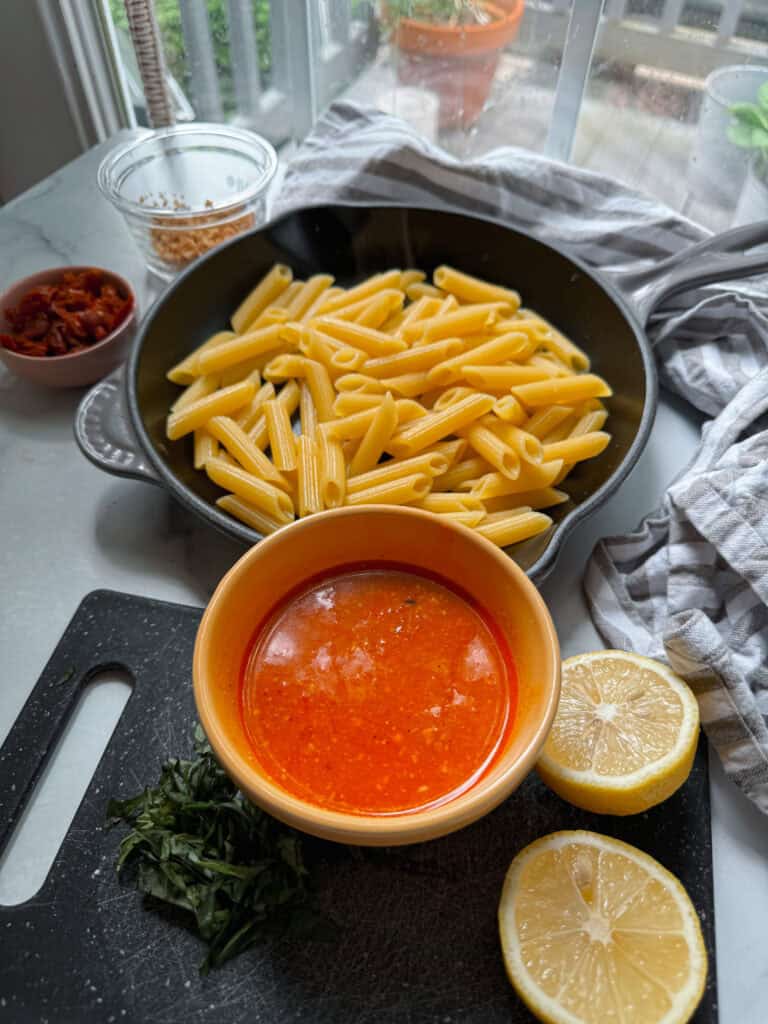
[476,510,552,547]
[461,423,520,480]
[317,270,402,315]
[166,379,256,440]
[231,264,292,333]
[433,265,521,312]
[541,431,611,463]
[208,415,290,490]
[264,399,298,471]
[317,429,346,508]
[426,333,529,386]
[511,374,612,408]
[286,274,334,320]
[216,495,286,535]
[468,461,565,498]
[197,323,287,375]
[205,457,294,522]
[387,392,495,458]
[171,373,219,412]
[312,317,407,356]
[167,331,235,385]
[193,429,218,470]
[345,472,431,507]
[348,392,398,477]
[346,450,450,495]
[297,434,322,516]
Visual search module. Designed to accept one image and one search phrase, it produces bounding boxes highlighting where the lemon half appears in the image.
[499,830,708,1024]
[537,651,700,816]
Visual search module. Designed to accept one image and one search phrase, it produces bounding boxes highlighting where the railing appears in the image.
[176,0,378,146]
[515,0,768,161]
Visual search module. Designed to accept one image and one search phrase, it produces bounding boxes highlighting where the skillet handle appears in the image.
[74,367,161,486]
[613,219,768,326]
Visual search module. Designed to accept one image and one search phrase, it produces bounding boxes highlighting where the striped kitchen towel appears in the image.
[275,101,768,812]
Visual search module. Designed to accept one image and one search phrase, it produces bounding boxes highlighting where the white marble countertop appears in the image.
[1,133,767,1023]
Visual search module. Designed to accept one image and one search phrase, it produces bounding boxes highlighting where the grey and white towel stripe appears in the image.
[276,101,768,812]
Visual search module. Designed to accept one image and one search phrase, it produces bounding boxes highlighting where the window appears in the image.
[102,1,768,229]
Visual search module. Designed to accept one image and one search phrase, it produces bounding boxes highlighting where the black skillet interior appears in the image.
[132,205,650,576]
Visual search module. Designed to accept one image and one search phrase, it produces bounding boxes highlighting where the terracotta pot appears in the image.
[391,1,525,130]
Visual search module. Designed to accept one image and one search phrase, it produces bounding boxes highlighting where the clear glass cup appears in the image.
[98,124,277,280]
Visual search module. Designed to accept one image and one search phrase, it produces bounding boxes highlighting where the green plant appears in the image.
[728,80,768,181]
[385,0,494,25]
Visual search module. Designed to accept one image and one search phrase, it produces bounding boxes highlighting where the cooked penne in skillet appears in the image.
[165,262,614,548]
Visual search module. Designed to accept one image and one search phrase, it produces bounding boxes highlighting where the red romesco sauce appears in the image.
[240,564,517,815]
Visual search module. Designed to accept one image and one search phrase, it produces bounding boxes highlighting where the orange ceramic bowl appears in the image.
[193,506,560,846]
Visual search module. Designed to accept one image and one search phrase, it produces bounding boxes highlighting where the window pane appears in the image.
[571,1,768,231]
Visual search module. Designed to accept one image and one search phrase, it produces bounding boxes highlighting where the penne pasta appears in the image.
[346,450,450,495]
[206,457,294,522]
[541,431,611,464]
[461,423,520,480]
[492,395,528,425]
[387,392,494,458]
[296,434,322,516]
[247,380,299,448]
[364,338,464,379]
[334,373,386,394]
[482,488,568,513]
[426,333,529,386]
[433,265,521,312]
[502,426,544,465]
[299,382,318,437]
[432,456,493,492]
[400,270,426,290]
[317,270,402,315]
[569,408,608,437]
[171,373,219,412]
[524,405,575,439]
[333,392,383,416]
[476,509,552,547]
[463,364,554,392]
[380,371,431,398]
[404,303,508,343]
[193,429,218,470]
[166,379,256,440]
[468,460,565,498]
[286,274,335,320]
[317,428,346,508]
[197,323,287,375]
[355,290,404,328]
[344,472,432,507]
[167,331,236,385]
[512,374,612,408]
[207,415,291,490]
[406,282,445,301]
[264,398,298,471]
[433,510,486,528]
[216,494,286,535]
[418,493,484,514]
[312,316,407,356]
[348,392,399,477]
[167,260,613,551]
[235,381,275,431]
[231,264,292,333]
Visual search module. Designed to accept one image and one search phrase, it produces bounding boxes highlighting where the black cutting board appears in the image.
[0,590,717,1024]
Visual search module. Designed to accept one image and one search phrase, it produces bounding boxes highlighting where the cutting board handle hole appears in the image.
[0,669,133,907]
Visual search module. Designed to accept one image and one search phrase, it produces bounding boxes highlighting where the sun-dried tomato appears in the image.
[0,269,132,358]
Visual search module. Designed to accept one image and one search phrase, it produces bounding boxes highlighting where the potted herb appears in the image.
[384,0,525,131]
[728,80,768,225]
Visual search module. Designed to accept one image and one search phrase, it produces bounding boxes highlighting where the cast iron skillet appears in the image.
[76,204,768,582]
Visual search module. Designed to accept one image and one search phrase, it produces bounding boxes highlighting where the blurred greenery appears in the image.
[108,0,273,116]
